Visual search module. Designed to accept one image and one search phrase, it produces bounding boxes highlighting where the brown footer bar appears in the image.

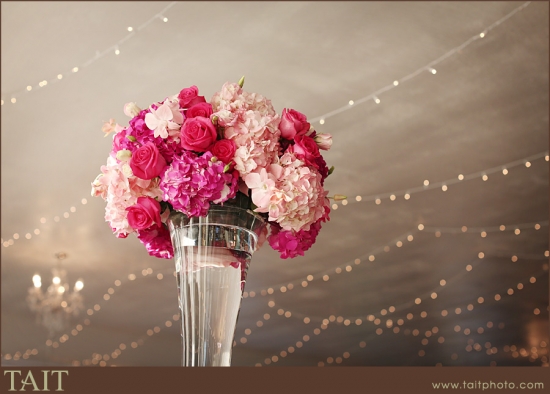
[1,366,549,394]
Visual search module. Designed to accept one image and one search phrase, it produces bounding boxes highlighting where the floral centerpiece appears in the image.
[92,77,338,260]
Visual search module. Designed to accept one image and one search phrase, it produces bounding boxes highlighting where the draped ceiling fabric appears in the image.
[1,1,548,367]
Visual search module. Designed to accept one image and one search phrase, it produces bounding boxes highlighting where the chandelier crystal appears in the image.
[26,252,85,337]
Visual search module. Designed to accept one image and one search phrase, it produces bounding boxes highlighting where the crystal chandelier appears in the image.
[26,252,85,337]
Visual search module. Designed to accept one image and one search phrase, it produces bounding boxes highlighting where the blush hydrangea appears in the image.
[211,82,280,178]
[245,152,329,232]
[91,156,163,238]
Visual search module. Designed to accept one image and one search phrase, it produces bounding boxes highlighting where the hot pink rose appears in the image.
[126,197,162,230]
[211,139,236,164]
[279,108,310,140]
[178,86,206,108]
[186,102,213,119]
[180,117,217,152]
[291,135,320,162]
[129,142,167,180]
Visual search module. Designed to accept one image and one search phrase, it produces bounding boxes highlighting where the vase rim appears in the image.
[171,205,266,225]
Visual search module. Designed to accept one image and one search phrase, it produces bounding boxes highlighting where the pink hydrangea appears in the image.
[268,220,321,259]
[160,151,238,217]
[91,156,163,237]
[137,224,174,259]
[211,83,280,178]
[245,152,329,232]
[268,204,329,259]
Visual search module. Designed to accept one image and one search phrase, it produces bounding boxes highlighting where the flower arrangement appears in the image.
[92,77,338,260]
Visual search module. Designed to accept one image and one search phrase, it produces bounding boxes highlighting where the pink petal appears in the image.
[156,103,173,121]
[244,172,261,189]
[172,110,184,124]
[145,113,159,130]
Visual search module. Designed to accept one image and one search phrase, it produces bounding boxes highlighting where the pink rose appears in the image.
[211,139,236,164]
[178,86,206,108]
[126,197,162,230]
[186,102,213,119]
[291,135,320,161]
[279,108,310,140]
[180,117,217,152]
[129,142,167,180]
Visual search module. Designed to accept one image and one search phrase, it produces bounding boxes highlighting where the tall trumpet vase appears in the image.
[167,200,265,366]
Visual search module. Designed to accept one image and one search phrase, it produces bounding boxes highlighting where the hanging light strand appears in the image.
[1,2,178,104]
[244,218,546,298]
[347,151,547,206]
[310,2,531,124]
[423,221,548,234]
[244,229,419,296]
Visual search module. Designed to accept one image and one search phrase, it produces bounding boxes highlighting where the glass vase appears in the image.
[167,198,266,367]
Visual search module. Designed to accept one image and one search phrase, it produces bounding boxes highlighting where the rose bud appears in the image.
[313,133,332,150]
[123,102,142,118]
[116,149,132,162]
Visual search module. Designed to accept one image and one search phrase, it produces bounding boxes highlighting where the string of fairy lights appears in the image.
[255,268,547,367]
[2,217,546,366]
[1,2,531,112]
[323,280,549,368]
[309,1,532,125]
[334,152,548,210]
[0,2,178,106]
[1,1,546,367]
[248,225,548,366]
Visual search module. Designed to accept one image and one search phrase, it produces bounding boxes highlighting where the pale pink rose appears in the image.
[180,117,217,152]
[314,133,332,150]
[279,108,310,140]
[211,139,236,164]
[129,142,167,180]
[126,197,162,230]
